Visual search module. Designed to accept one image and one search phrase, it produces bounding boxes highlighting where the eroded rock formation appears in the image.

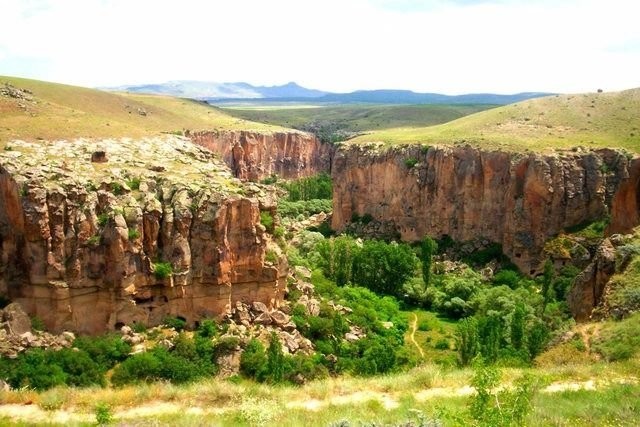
[0,137,286,334]
[332,143,639,274]
[187,130,332,181]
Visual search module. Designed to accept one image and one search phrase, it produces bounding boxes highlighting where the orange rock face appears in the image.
[0,137,286,334]
[188,130,332,181]
[332,144,639,274]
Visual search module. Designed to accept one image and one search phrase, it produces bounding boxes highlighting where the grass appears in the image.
[348,88,640,153]
[404,310,458,365]
[1,359,639,425]
[0,76,286,144]
[222,103,495,138]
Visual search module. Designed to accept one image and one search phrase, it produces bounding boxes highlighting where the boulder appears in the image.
[1,303,32,335]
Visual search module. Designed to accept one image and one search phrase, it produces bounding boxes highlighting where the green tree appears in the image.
[478,314,502,363]
[240,339,267,380]
[352,240,417,296]
[510,303,526,351]
[316,236,360,286]
[421,236,438,286]
[542,259,555,306]
[457,317,480,366]
[265,333,286,383]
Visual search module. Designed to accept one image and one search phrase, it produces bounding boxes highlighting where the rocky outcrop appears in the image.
[187,130,332,181]
[567,238,617,321]
[0,137,286,334]
[332,143,638,274]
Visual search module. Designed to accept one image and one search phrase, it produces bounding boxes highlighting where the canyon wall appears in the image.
[187,130,332,181]
[332,143,640,274]
[0,137,286,334]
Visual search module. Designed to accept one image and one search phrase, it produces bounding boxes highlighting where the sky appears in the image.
[0,0,639,94]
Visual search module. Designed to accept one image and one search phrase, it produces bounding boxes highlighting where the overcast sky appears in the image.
[1,0,639,94]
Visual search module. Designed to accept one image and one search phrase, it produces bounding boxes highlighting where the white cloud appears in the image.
[0,0,638,93]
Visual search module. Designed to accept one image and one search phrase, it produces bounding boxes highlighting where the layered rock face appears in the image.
[332,143,638,274]
[0,137,286,334]
[187,130,332,181]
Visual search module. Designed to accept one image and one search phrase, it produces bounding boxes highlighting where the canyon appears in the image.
[187,130,332,181]
[331,143,640,275]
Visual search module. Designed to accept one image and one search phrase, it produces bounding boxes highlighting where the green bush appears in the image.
[128,229,140,240]
[240,339,267,380]
[404,157,418,168]
[126,177,141,191]
[95,402,113,426]
[196,319,217,338]
[97,213,109,227]
[163,316,186,331]
[73,334,132,371]
[154,262,173,279]
[111,352,161,386]
[260,211,275,233]
[48,348,105,387]
[282,173,332,201]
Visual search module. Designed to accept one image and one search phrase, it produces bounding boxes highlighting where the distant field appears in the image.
[221,104,496,141]
[0,76,284,143]
[348,89,640,153]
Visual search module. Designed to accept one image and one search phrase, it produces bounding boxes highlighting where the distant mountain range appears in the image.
[103,81,553,105]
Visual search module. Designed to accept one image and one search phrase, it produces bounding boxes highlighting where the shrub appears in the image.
[214,336,240,358]
[240,339,267,380]
[128,229,140,240]
[126,177,141,191]
[196,319,217,338]
[264,333,286,383]
[95,402,113,426]
[492,269,522,289]
[73,334,132,371]
[111,352,161,386]
[273,226,285,239]
[97,213,109,227]
[260,211,274,233]
[48,348,105,387]
[404,157,418,168]
[435,338,450,350]
[2,349,66,390]
[153,262,173,279]
[163,316,186,331]
[265,249,278,264]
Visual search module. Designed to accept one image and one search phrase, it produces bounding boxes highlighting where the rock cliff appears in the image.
[0,137,286,334]
[187,130,332,181]
[332,143,639,274]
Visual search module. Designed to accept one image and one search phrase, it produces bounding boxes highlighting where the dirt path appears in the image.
[0,378,635,424]
[410,313,425,358]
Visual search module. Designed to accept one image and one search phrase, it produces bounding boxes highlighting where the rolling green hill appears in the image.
[0,76,284,144]
[222,103,496,142]
[349,89,640,152]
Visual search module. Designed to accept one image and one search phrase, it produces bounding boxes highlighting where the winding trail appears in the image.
[410,313,425,358]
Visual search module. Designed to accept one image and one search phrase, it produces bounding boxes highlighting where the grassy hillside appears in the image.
[349,89,640,152]
[0,76,284,144]
[222,103,495,142]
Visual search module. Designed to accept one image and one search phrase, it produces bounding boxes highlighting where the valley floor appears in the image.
[1,340,638,426]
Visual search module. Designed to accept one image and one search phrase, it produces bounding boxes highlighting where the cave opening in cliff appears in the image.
[114,322,124,330]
